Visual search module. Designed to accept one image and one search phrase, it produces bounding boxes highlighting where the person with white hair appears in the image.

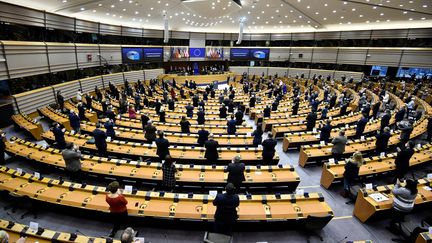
[0,230,26,243]
[120,227,137,243]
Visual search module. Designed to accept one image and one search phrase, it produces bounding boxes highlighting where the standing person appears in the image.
[395,106,406,123]
[227,156,245,192]
[144,120,157,143]
[249,95,256,108]
[161,155,177,192]
[76,89,83,102]
[372,101,381,119]
[252,124,264,146]
[319,120,333,143]
[342,152,363,198]
[355,114,369,138]
[394,141,415,180]
[77,102,86,121]
[380,109,391,132]
[398,120,414,148]
[262,134,277,165]
[93,123,107,156]
[61,143,83,182]
[387,179,418,232]
[331,130,348,161]
[204,134,219,164]
[427,115,432,141]
[155,131,170,161]
[375,127,391,153]
[306,111,317,131]
[197,127,210,146]
[185,103,194,118]
[0,133,6,165]
[52,123,66,149]
[154,99,162,114]
[321,105,329,120]
[57,91,64,112]
[128,105,137,119]
[197,107,206,125]
[104,119,116,139]
[167,99,175,111]
[69,110,81,133]
[141,114,150,130]
[213,183,240,236]
[263,105,271,118]
[292,98,300,116]
[227,115,237,135]
[105,181,128,238]
[219,105,227,118]
[235,109,244,125]
[180,116,191,133]
[159,107,166,123]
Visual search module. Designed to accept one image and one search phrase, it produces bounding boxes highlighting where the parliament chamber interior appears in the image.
[0,0,431,242]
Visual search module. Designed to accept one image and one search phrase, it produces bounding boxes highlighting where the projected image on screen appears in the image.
[206,47,223,59]
[121,48,143,63]
[370,65,388,77]
[397,67,432,79]
[250,49,270,60]
[171,47,190,59]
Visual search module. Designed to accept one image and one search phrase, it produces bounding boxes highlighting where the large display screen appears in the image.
[121,47,143,63]
[230,48,250,60]
[206,47,224,59]
[230,48,270,60]
[143,48,163,62]
[370,65,388,77]
[171,47,190,59]
[189,48,206,58]
[397,67,432,79]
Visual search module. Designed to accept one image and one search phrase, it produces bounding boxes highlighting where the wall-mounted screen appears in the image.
[230,48,251,60]
[121,47,143,63]
[171,47,189,59]
[230,48,270,60]
[189,48,206,58]
[206,47,224,59]
[250,49,270,60]
[143,48,163,62]
[397,67,432,79]
[370,65,388,77]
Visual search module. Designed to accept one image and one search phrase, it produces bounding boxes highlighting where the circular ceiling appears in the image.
[3,0,432,33]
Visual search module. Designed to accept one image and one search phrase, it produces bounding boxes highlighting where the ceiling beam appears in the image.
[52,0,105,12]
[342,0,432,17]
[280,0,323,29]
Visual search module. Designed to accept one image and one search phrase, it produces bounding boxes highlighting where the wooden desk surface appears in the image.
[353,178,432,223]
[320,143,432,189]
[11,114,43,140]
[7,137,299,190]
[41,131,279,165]
[0,166,333,223]
[0,219,116,243]
[163,73,235,85]
[415,232,432,243]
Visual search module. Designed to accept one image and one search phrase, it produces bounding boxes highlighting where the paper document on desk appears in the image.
[369,193,389,202]
[423,186,432,191]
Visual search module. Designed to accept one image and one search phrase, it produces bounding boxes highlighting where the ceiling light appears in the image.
[324,3,328,6]
[315,12,319,14]
[80,7,85,11]
[122,8,126,11]
[92,9,96,12]
[352,8,356,11]
[373,6,377,9]
[409,18,413,21]
[359,14,363,17]
[147,14,151,16]
[380,13,384,16]
[98,3,102,6]
[423,5,428,8]
[306,5,310,8]
[403,11,407,14]
[340,16,344,19]
[62,0,67,3]
[323,17,327,20]
[343,1,347,4]
[135,11,138,14]
[332,10,336,13]
[421,17,426,20]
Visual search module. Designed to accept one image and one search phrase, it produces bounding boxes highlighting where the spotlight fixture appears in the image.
[181,0,242,7]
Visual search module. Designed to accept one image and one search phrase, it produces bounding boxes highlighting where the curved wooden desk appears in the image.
[162,73,236,85]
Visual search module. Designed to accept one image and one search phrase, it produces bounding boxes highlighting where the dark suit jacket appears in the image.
[320,124,332,142]
[53,127,65,146]
[155,137,170,159]
[356,117,368,135]
[204,140,219,161]
[227,163,245,187]
[263,107,271,118]
[395,147,414,172]
[104,121,115,138]
[262,138,277,160]
[213,193,240,223]
[375,131,391,151]
[93,128,107,149]
[381,114,390,130]
[197,129,210,146]
[197,111,205,124]
[306,113,317,130]
[219,107,227,118]
[69,113,80,130]
[227,120,237,134]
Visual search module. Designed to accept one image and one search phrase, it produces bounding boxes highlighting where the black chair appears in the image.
[3,192,37,219]
[390,221,427,242]
[302,214,333,242]
[345,183,362,204]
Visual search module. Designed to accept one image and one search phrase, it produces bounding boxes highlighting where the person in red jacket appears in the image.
[105,181,128,237]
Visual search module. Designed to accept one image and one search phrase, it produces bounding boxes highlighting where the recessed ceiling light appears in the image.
[332,10,337,13]
[423,5,428,8]
[147,14,151,17]
[409,18,413,21]
[366,20,370,23]
[106,13,109,15]
[315,12,319,14]
[111,4,115,8]
[352,8,356,11]
[122,8,126,11]
[421,17,426,20]
[62,0,67,3]
[324,3,328,6]
[373,6,377,9]
[98,3,102,6]
[266,4,270,7]
[380,13,384,16]
[92,9,96,12]
[340,16,344,19]
[403,11,407,14]
[80,7,85,11]
[135,11,138,14]
[386,19,390,22]
[306,5,310,8]
[323,17,327,20]
[343,1,347,4]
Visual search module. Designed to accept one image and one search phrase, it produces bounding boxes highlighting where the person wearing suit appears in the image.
[394,141,415,179]
[292,98,300,116]
[355,114,369,138]
[141,114,150,130]
[197,127,210,146]
[306,111,317,131]
[249,95,256,108]
[375,127,391,153]
[144,120,157,143]
[398,120,414,148]
[106,107,116,122]
[57,91,64,112]
[154,99,162,114]
[197,107,205,125]
[155,131,170,161]
[180,116,191,133]
[319,120,333,143]
[93,123,107,156]
[213,183,239,236]
[372,101,381,119]
[77,102,86,121]
[342,152,362,198]
[262,134,277,165]
[204,134,219,163]
[227,115,237,135]
[52,123,66,149]
[227,156,245,192]
[263,106,271,118]
[104,119,116,139]
[331,130,348,160]
[252,124,264,146]
[380,110,391,132]
[395,106,406,123]
[219,105,227,118]
[167,99,175,111]
[339,102,348,116]
[69,110,81,133]
[185,103,194,118]
[235,109,244,125]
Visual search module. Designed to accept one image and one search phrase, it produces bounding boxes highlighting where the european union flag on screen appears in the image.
[190,48,206,58]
